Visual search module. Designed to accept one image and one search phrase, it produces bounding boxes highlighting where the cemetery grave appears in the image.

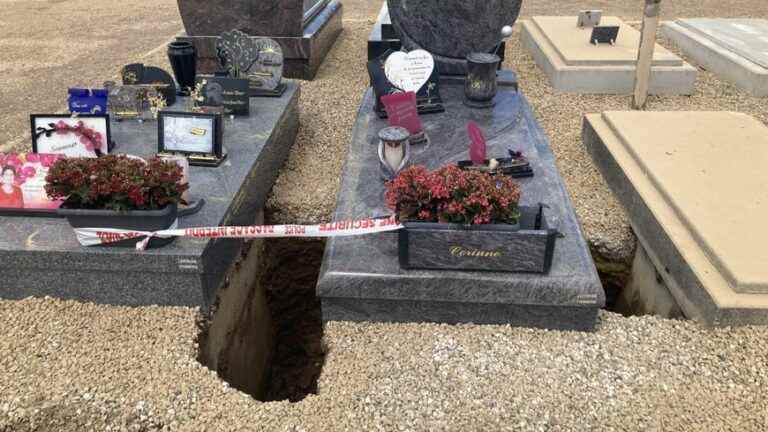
[1,0,768,430]
[521,16,697,94]
[663,18,768,96]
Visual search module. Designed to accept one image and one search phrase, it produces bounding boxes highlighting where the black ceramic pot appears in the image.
[167,41,197,95]
[464,52,501,108]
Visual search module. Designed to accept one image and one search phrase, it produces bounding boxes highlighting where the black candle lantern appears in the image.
[464,52,501,108]
[167,41,197,96]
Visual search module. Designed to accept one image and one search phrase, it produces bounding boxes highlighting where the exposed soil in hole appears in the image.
[260,238,327,402]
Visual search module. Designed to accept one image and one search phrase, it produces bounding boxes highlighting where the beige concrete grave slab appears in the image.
[535,16,681,67]
[662,19,768,96]
[584,111,768,325]
[521,16,697,94]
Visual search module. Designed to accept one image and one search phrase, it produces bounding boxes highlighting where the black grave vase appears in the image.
[167,41,197,96]
[464,53,501,108]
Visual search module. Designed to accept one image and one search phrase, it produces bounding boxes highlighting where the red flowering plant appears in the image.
[385,165,521,225]
[45,155,188,211]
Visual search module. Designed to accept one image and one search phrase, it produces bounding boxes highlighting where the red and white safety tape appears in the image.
[74,216,403,251]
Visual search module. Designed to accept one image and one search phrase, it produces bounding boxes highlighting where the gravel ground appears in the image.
[2,1,768,431]
[2,297,767,431]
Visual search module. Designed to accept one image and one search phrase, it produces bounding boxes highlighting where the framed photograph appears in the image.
[0,152,65,217]
[157,111,226,167]
[31,114,111,157]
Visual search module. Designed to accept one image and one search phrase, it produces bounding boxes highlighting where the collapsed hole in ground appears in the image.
[261,237,327,402]
[195,230,327,403]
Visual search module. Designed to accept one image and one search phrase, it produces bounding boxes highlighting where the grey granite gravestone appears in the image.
[386,0,522,74]
[317,76,604,331]
[176,0,342,80]
[663,19,768,96]
[0,85,300,309]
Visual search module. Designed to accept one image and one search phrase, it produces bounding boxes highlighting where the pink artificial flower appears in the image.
[5,154,21,167]
[25,153,40,163]
[55,120,70,134]
[22,165,36,179]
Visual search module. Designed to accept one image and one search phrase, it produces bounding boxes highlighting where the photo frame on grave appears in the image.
[590,26,620,45]
[0,152,65,217]
[577,10,602,28]
[31,114,112,158]
[121,63,177,105]
[367,49,444,118]
[157,111,226,167]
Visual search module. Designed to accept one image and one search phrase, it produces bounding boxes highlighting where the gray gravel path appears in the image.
[2,298,767,431]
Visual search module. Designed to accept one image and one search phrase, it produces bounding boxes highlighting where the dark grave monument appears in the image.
[319,3,604,329]
[369,1,519,74]
[176,0,342,80]
[0,87,300,308]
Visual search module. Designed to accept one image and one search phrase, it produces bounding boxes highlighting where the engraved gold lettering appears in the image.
[449,246,502,258]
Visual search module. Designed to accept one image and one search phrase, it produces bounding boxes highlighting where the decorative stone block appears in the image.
[662,19,768,96]
[583,111,768,326]
[521,16,697,94]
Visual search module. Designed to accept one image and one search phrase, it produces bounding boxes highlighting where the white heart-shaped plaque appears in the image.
[384,49,435,93]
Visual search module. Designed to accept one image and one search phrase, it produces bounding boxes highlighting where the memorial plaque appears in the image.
[195,76,250,116]
[121,63,177,105]
[384,49,434,93]
[368,50,444,117]
[590,26,620,45]
[216,31,286,96]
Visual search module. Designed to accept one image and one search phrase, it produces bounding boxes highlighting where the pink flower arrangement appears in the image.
[53,120,104,153]
[385,165,521,225]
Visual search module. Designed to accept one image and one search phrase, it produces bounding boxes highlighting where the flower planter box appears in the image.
[58,203,178,248]
[398,206,557,273]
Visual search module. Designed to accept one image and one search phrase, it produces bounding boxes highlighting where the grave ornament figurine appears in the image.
[367,49,444,117]
[457,122,533,178]
[216,30,286,97]
[378,126,411,180]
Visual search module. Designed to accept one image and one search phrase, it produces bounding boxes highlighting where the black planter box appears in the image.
[58,203,178,248]
[398,206,558,273]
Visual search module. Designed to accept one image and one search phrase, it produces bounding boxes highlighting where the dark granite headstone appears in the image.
[176,0,342,80]
[386,0,522,74]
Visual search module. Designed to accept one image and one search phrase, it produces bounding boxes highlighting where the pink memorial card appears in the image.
[381,91,423,135]
[467,121,487,165]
